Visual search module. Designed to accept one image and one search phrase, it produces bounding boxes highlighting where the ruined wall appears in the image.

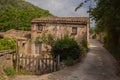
[0,53,13,68]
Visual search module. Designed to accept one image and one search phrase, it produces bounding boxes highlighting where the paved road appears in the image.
[12,39,120,80]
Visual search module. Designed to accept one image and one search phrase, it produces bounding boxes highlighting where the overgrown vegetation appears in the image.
[38,31,55,46]
[0,38,16,50]
[0,0,53,31]
[52,35,81,65]
[37,33,88,66]
[76,0,120,61]
[3,66,16,76]
[0,75,7,80]
[80,39,88,54]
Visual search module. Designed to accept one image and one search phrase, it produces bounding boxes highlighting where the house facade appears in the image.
[31,17,90,55]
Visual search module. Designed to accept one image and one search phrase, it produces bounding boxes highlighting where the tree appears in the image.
[76,0,120,59]
[0,0,53,31]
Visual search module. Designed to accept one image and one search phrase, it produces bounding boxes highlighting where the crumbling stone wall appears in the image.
[0,52,13,68]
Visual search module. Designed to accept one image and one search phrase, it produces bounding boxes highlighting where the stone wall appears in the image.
[0,51,14,80]
[0,51,14,68]
[31,23,87,55]
[18,40,32,56]
[32,23,87,40]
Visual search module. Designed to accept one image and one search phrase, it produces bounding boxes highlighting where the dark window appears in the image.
[22,43,25,46]
[72,27,77,34]
[35,43,42,54]
[38,24,43,31]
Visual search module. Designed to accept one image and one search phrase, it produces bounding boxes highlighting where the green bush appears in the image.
[3,67,16,76]
[0,38,16,50]
[64,57,74,66]
[52,35,81,61]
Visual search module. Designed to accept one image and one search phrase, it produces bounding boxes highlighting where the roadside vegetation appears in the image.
[3,66,16,77]
[76,0,120,66]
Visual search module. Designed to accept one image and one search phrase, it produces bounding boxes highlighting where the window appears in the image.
[72,27,77,34]
[22,43,25,46]
[35,43,42,54]
[38,24,43,31]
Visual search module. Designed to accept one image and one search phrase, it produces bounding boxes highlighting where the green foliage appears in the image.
[0,38,16,50]
[47,34,55,46]
[89,27,94,35]
[76,0,120,60]
[64,57,74,66]
[80,39,88,54]
[90,0,120,60]
[52,35,81,61]
[38,32,55,46]
[0,0,53,31]
[3,66,16,76]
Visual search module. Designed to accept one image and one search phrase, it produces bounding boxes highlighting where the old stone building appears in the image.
[31,17,89,55]
[0,17,89,56]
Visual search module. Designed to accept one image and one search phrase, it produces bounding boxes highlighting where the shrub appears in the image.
[52,35,81,61]
[80,39,88,53]
[64,57,74,66]
[0,38,16,50]
[3,67,16,76]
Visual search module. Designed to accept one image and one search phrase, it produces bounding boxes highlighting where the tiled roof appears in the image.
[1,29,31,40]
[32,17,89,24]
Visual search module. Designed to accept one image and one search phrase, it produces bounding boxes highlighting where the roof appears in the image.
[32,17,89,25]
[1,29,31,40]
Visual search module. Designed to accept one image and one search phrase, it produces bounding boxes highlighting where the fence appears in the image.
[17,55,60,75]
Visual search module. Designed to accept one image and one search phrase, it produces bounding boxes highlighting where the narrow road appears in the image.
[12,39,120,80]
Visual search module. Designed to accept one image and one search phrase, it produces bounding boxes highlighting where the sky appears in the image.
[26,0,95,27]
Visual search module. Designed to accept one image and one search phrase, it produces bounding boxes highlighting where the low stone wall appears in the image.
[0,50,15,68]
[0,50,16,80]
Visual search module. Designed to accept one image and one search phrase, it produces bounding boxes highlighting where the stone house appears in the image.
[30,17,90,55]
[0,17,89,56]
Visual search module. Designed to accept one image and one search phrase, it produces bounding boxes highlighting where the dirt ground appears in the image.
[11,39,120,80]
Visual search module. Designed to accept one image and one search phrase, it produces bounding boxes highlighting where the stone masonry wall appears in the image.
[31,23,87,54]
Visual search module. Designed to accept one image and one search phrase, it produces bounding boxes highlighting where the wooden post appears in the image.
[16,39,19,72]
[32,55,35,74]
[53,57,55,71]
[57,55,60,70]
